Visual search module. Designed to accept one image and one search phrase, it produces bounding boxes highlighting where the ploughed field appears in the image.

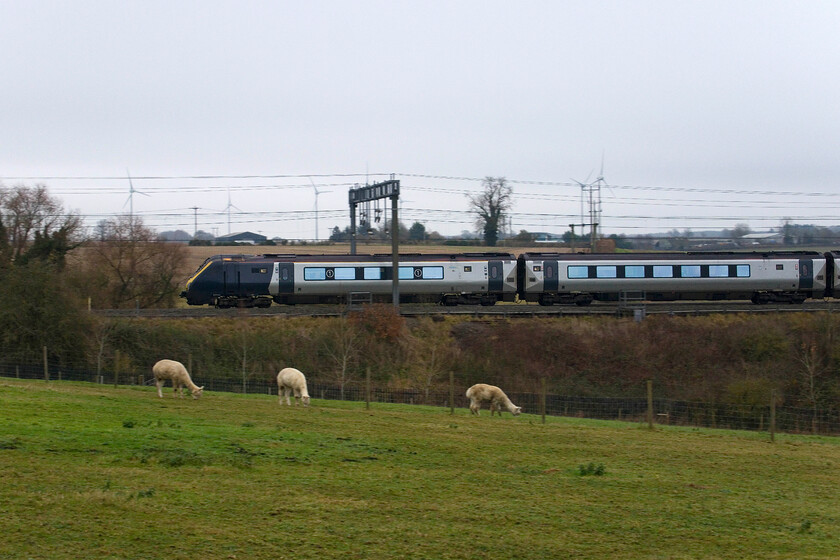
[2,378,839,559]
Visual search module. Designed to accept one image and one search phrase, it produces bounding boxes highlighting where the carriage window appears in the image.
[422,266,444,279]
[709,265,728,278]
[364,267,381,280]
[681,265,701,278]
[304,267,326,281]
[653,266,673,278]
[281,268,289,281]
[736,265,750,277]
[596,266,617,278]
[544,266,552,278]
[464,266,472,272]
[568,266,588,279]
[399,267,414,280]
[625,265,645,278]
[334,267,356,280]
[533,265,542,272]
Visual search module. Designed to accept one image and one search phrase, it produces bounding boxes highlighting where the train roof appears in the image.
[204,252,517,263]
[518,251,826,261]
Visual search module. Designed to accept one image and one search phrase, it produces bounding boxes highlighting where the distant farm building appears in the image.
[533,232,564,243]
[740,232,782,245]
[215,231,268,245]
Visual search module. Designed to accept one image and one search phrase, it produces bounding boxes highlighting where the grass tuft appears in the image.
[577,462,607,476]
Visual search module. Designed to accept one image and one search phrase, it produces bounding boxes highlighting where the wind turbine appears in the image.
[309,178,332,241]
[222,189,242,235]
[123,169,150,222]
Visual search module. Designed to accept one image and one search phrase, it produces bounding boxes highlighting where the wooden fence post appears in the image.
[647,379,654,430]
[43,346,49,382]
[241,351,247,394]
[449,370,455,416]
[541,378,546,424]
[365,367,371,410]
[114,350,120,388]
[770,389,776,443]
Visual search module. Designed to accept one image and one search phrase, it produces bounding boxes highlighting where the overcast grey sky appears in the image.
[2,0,839,240]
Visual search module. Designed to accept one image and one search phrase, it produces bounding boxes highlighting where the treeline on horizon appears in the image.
[179,222,840,251]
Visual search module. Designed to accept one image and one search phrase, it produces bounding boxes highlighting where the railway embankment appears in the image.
[5,306,840,434]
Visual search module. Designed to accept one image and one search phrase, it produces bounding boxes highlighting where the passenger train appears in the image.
[180,250,840,308]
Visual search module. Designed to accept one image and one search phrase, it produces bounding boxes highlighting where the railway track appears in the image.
[94,299,838,319]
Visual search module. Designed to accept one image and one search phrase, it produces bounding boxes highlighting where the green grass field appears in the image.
[2,379,839,559]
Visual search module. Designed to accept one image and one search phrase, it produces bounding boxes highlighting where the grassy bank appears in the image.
[2,379,839,559]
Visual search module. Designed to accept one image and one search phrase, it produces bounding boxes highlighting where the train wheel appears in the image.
[441,295,459,306]
[751,293,770,305]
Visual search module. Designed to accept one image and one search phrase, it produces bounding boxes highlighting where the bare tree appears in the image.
[0,184,82,265]
[796,317,836,433]
[406,317,460,402]
[83,216,187,308]
[466,177,513,246]
[321,318,360,400]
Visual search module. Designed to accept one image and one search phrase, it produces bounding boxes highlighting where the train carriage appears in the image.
[826,251,840,299]
[182,252,518,308]
[518,251,831,305]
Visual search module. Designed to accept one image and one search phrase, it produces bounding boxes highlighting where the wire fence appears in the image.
[2,361,839,437]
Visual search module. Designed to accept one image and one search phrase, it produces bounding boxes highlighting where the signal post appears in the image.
[348,178,400,309]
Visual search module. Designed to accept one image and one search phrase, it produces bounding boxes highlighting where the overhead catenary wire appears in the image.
[3,171,838,239]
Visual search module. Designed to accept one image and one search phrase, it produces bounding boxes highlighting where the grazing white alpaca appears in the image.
[277,367,311,407]
[466,383,521,416]
[152,359,204,399]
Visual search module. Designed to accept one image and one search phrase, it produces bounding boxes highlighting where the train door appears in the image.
[488,260,503,292]
[544,260,559,292]
[276,263,294,294]
[223,262,240,296]
[799,258,813,290]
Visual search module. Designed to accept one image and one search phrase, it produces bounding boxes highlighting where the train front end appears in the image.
[181,256,226,305]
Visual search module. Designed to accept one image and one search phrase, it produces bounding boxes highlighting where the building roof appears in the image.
[215,231,268,242]
[741,232,782,239]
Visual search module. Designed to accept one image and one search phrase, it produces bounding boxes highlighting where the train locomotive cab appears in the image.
[181,255,274,308]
